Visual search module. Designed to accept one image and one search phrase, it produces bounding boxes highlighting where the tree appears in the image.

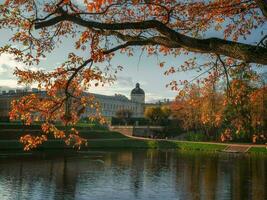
[171,65,267,143]
[171,84,203,132]
[144,106,171,125]
[161,106,172,121]
[0,0,266,149]
[220,65,267,142]
[199,78,224,138]
[115,109,132,125]
[250,85,267,143]
[2,0,266,63]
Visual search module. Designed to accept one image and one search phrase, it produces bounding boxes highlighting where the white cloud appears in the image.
[90,76,135,98]
[0,54,175,103]
[89,76,173,103]
[0,53,24,74]
[116,76,134,87]
[0,53,40,88]
[0,80,20,89]
[145,92,174,103]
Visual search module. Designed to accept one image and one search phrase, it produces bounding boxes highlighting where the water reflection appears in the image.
[0,150,266,200]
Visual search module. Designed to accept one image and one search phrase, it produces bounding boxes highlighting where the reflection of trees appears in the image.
[175,153,218,200]
[231,158,249,200]
[53,158,78,200]
[185,154,219,200]
[201,155,218,200]
[0,156,80,199]
[251,156,266,200]
[0,151,266,199]
[146,150,172,175]
[130,150,146,198]
[174,153,202,200]
[216,154,267,200]
[0,160,25,200]
[173,153,267,200]
[190,155,201,200]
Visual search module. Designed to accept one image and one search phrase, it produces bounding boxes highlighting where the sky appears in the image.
[0,28,202,103]
[0,39,199,102]
[0,2,266,103]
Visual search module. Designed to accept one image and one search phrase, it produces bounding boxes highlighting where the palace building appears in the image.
[0,83,145,121]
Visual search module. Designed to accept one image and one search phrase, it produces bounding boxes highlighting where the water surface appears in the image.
[0,150,266,200]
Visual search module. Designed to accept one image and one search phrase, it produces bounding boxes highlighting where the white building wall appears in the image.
[131,94,145,104]
[0,90,145,120]
[82,93,144,119]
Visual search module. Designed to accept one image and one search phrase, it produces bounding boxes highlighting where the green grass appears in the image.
[79,130,127,139]
[0,138,228,152]
[0,139,266,153]
[185,132,208,141]
[0,129,126,140]
[0,122,107,130]
[248,147,267,153]
[171,141,227,151]
[0,123,266,153]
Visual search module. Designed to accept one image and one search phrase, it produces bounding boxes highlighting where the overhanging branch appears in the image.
[255,0,267,18]
[34,10,267,65]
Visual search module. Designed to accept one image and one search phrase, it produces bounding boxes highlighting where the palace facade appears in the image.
[0,83,145,121]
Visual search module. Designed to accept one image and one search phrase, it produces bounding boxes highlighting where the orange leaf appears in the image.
[159,62,165,68]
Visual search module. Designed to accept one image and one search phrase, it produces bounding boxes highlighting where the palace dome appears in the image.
[131,83,145,95]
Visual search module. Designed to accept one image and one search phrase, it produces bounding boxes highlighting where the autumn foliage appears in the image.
[171,65,267,143]
[144,106,171,125]
[0,0,266,149]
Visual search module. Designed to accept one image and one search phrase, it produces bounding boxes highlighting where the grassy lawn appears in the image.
[0,121,107,131]
[0,138,228,151]
[248,147,267,153]
[0,123,265,153]
[0,138,265,153]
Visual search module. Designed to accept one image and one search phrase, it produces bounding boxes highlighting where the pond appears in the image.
[0,150,266,200]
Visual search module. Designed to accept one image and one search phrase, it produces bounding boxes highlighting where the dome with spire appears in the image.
[131,83,145,95]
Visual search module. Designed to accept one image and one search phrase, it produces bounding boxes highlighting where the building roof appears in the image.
[0,87,144,104]
[131,83,145,95]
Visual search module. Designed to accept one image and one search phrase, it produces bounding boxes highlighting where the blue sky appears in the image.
[0,3,266,102]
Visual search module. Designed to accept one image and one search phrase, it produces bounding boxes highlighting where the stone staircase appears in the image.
[223,145,251,153]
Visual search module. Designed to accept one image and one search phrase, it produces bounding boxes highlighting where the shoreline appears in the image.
[0,138,266,154]
[0,124,266,154]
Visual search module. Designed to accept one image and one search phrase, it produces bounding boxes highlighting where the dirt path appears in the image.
[124,134,266,150]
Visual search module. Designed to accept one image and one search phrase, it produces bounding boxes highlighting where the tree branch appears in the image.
[34,11,267,65]
[255,0,267,18]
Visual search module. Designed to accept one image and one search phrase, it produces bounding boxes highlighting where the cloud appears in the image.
[0,53,39,88]
[0,53,22,78]
[0,55,174,103]
[89,76,173,103]
[145,92,174,103]
[0,80,20,90]
[0,64,9,74]
[90,76,135,97]
[116,76,134,88]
